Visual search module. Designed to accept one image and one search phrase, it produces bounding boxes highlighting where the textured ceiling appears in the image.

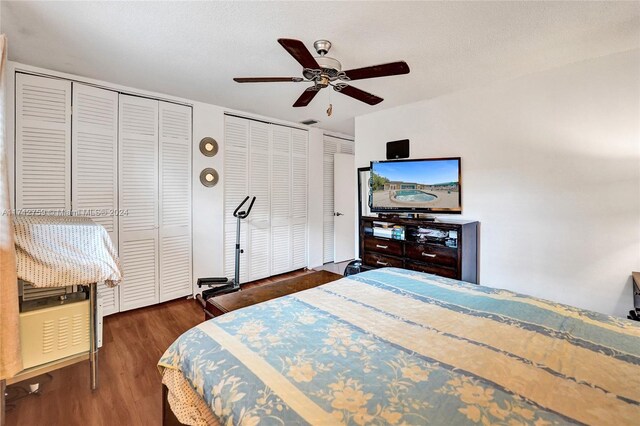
[2,1,639,135]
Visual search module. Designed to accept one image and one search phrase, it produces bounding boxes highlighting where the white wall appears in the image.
[191,103,225,290]
[355,49,640,317]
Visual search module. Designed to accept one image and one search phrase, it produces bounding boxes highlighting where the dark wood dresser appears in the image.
[360,216,479,284]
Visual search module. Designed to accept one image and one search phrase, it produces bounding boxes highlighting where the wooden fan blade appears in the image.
[234,77,304,83]
[293,87,320,107]
[278,38,320,70]
[343,61,410,81]
[334,84,383,105]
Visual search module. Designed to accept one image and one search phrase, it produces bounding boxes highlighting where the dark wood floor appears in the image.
[4,268,324,426]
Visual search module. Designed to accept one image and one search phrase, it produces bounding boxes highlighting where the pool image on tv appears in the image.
[370,159,461,211]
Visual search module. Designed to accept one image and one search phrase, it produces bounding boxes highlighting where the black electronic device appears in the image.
[370,157,462,214]
[386,139,410,159]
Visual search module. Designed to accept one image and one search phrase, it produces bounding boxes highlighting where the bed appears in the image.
[159,267,640,425]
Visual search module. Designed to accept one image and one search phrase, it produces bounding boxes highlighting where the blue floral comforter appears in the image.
[159,268,640,425]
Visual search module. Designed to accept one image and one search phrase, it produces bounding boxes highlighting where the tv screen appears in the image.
[370,157,461,214]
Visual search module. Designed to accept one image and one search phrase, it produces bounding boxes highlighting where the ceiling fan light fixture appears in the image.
[313,40,332,56]
[315,56,342,72]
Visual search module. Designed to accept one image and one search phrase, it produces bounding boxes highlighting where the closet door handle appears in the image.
[376,244,388,249]
[422,253,436,258]
[376,261,389,266]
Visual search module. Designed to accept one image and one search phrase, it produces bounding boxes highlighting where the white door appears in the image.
[323,135,354,263]
[15,73,72,211]
[118,95,159,311]
[71,83,120,315]
[270,126,292,275]
[290,128,308,269]
[223,115,249,283]
[322,137,338,263]
[158,101,192,302]
[248,120,271,281]
[333,153,356,263]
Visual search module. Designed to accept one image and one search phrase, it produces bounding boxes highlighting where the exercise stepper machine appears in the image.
[197,196,256,299]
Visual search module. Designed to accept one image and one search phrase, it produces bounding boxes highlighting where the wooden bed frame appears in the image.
[162,384,184,426]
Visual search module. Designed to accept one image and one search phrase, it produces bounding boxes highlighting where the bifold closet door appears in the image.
[15,73,71,211]
[224,115,309,281]
[322,136,338,263]
[223,115,249,282]
[118,95,159,311]
[159,102,192,302]
[291,129,308,269]
[71,83,120,315]
[270,126,292,275]
[247,121,271,281]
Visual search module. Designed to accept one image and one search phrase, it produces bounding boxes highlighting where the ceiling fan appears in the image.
[233,38,410,108]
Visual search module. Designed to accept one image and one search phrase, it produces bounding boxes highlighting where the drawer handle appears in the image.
[376,261,389,266]
[376,244,388,249]
[422,253,437,258]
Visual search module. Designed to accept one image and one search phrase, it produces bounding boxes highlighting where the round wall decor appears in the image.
[199,137,218,157]
[199,168,219,187]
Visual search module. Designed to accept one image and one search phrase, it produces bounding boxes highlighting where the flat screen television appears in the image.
[369,157,461,214]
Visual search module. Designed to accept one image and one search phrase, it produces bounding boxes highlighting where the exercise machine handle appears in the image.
[244,196,256,217]
[233,196,250,217]
[233,196,257,219]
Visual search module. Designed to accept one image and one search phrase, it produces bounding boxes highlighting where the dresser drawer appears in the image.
[405,243,458,267]
[364,252,404,269]
[406,261,458,279]
[364,236,403,256]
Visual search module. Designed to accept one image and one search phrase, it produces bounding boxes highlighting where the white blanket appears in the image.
[14,215,122,288]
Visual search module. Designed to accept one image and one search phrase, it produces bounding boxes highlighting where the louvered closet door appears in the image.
[16,74,71,211]
[291,129,308,269]
[223,115,249,282]
[270,126,292,275]
[247,121,271,281]
[159,102,192,302]
[118,95,159,311]
[322,136,339,263]
[71,83,120,315]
